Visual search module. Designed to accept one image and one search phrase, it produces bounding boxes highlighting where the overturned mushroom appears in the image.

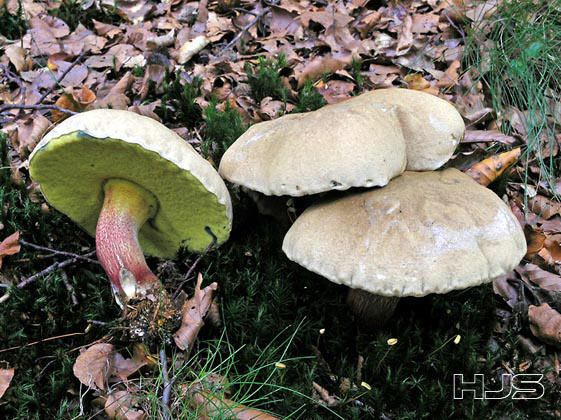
[29,109,232,302]
[282,169,526,327]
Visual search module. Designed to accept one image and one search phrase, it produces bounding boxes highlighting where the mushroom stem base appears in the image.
[346,289,399,328]
[96,179,161,299]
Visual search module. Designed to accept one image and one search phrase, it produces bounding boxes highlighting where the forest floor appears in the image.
[1,0,561,418]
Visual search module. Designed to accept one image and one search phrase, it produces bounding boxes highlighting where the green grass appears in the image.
[463,0,561,195]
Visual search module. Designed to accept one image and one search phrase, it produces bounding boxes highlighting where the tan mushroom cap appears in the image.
[283,169,526,297]
[358,88,465,170]
[219,100,407,196]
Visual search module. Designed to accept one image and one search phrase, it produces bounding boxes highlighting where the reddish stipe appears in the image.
[95,179,161,297]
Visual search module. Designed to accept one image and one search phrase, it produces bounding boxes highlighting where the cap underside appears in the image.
[30,132,231,257]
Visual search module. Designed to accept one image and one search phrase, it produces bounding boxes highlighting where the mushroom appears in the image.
[355,88,465,170]
[29,109,232,302]
[219,98,407,197]
[282,169,526,327]
[219,88,465,197]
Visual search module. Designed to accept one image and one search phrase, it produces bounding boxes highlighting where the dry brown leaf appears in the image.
[94,72,132,109]
[0,368,15,399]
[462,130,517,145]
[174,273,218,351]
[178,36,210,64]
[312,381,341,407]
[112,344,153,382]
[295,54,353,88]
[105,390,146,420]
[12,113,51,156]
[520,263,561,291]
[0,231,20,270]
[492,272,518,308]
[525,228,545,258]
[5,45,29,72]
[316,80,355,104]
[436,60,461,88]
[73,343,114,390]
[539,236,561,265]
[529,303,561,347]
[529,196,561,219]
[396,14,413,53]
[464,147,521,186]
[190,389,278,420]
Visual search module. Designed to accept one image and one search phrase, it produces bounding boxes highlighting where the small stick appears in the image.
[218,8,269,55]
[0,103,78,115]
[61,270,79,306]
[37,51,85,104]
[172,231,217,299]
[0,251,96,304]
[20,240,98,264]
[0,331,85,354]
[160,349,172,420]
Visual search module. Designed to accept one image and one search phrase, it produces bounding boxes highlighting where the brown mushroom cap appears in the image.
[219,100,407,196]
[283,169,526,297]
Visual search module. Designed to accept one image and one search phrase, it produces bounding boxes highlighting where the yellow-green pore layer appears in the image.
[30,132,231,258]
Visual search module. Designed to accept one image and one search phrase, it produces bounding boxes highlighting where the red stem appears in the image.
[96,179,161,298]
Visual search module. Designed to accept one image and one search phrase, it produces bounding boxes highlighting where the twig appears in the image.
[160,349,172,420]
[0,103,78,115]
[0,251,96,304]
[172,231,217,299]
[37,51,85,104]
[218,8,269,55]
[0,331,85,354]
[61,270,79,306]
[19,239,98,264]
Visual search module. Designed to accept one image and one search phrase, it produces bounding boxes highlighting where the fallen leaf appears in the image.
[529,303,561,347]
[462,130,517,145]
[520,263,561,292]
[294,54,354,88]
[174,273,218,351]
[0,231,20,270]
[112,344,153,382]
[465,147,521,186]
[105,390,146,420]
[312,381,341,407]
[529,196,561,219]
[73,343,114,390]
[0,368,14,399]
[178,35,210,64]
[492,272,519,308]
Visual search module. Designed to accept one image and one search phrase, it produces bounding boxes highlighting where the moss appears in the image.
[202,99,247,162]
[0,1,26,40]
[48,0,122,31]
[293,81,326,113]
[158,75,203,128]
[245,55,289,103]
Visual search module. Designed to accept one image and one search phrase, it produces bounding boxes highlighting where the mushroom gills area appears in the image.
[96,179,161,298]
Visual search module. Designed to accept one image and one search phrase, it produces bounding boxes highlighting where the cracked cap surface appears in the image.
[282,169,526,297]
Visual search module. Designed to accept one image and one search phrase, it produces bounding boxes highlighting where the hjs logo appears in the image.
[453,374,544,400]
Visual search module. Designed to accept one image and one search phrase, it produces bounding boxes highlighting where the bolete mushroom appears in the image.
[219,98,407,197]
[219,89,465,197]
[29,109,232,301]
[282,169,526,327]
